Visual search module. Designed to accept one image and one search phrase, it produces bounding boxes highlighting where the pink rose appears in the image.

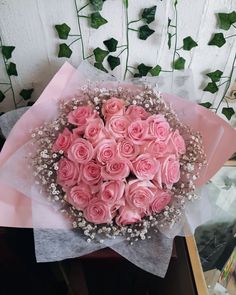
[117,138,140,161]
[127,120,149,145]
[145,140,169,158]
[161,155,180,188]
[170,130,186,155]
[66,184,92,210]
[102,97,125,119]
[132,153,159,180]
[151,191,172,213]
[126,105,150,120]
[126,180,156,214]
[116,205,142,226]
[84,198,112,224]
[101,157,130,180]
[100,180,125,206]
[84,118,106,146]
[57,158,79,188]
[147,114,170,141]
[67,105,97,132]
[52,128,73,153]
[68,138,94,164]
[106,115,130,139]
[96,139,117,165]
[82,161,101,191]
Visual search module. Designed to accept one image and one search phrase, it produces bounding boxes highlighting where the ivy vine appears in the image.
[0,35,34,110]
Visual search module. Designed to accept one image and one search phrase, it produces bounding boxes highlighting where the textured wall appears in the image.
[0,0,235,123]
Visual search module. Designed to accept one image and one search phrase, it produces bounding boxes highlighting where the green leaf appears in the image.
[7,62,18,76]
[94,62,108,73]
[208,33,226,48]
[0,90,6,103]
[27,101,35,106]
[168,32,172,49]
[58,43,72,58]
[173,57,185,70]
[150,64,162,76]
[142,6,157,24]
[218,11,236,30]
[93,47,109,63]
[203,82,218,93]
[222,107,235,120]
[199,102,212,109]
[19,88,34,100]
[134,63,152,77]
[123,0,128,8]
[90,0,105,11]
[138,25,155,40]
[90,12,108,29]
[55,23,71,40]
[206,70,223,82]
[183,36,198,51]
[103,38,118,52]
[2,46,15,59]
[107,55,120,70]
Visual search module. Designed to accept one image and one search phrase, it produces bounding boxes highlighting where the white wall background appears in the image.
[0,0,235,124]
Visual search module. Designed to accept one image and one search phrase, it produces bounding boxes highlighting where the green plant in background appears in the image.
[200,11,236,120]
[55,0,108,59]
[0,35,34,111]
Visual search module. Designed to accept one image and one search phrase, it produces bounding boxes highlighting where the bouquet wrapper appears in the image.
[0,62,236,278]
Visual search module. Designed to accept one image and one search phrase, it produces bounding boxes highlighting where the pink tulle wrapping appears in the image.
[0,61,236,230]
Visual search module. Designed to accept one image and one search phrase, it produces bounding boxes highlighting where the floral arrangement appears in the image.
[31,84,206,243]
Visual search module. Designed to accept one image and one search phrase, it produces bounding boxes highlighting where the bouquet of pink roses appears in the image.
[0,61,236,277]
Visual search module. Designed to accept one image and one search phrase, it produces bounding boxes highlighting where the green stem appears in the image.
[127,69,134,75]
[0,82,10,85]
[215,53,236,113]
[85,53,94,59]
[128,28,138,32]
[3,86,11,94]
[161,69,173,72]
[117,45,127,48]
[128,18,142,25]
[172,3,178,72]
[217,80,229,87]
[0,35,17,108]
[79,15,90,19]
[117,47,127,57]
[68,34,81,37]
[68,37,81,47]
[123,5,129,80]
[74,0,86,60]
[225,34,236,39]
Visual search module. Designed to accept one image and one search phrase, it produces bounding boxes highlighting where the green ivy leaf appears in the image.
[134,63,152,77]
[138,25,155,40]
[58,43,72,58]
[218,11,236,30]
[107,55,120,70]
[123,0,128,8]
[183,36,198,51]
[93,47,109,63]
[208,33,226,48]
[2,46,15,59]
[94,62,108,73]
[90,12,108,29]
[203,82,218,93]
[27,101,35,107]
[206,70,223,82]
[19,88,34,100]
[103,38,118,52]
[142,6,157,24]
[7,62,18,76]
[173,57,185,70]
[150,65,162,76]
[222,107,235,120]
[90,0,105,11]
[0,90,6,103]
[55,23,71,39]
[199,102,212,109]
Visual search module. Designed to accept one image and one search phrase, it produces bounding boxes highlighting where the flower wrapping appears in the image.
[0,62,236,277]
